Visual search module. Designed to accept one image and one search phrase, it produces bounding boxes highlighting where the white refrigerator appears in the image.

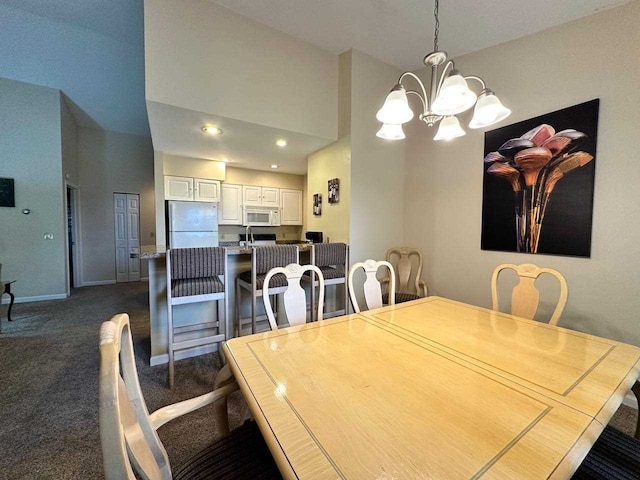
[168,201,219,248]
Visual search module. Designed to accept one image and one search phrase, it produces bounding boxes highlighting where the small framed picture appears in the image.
[313,193,322,216]
[328,178,340,204]
[0,178,15,207]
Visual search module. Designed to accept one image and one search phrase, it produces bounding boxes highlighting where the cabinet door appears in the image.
[194,178,221,202]
[280,189,303,225]
[243,185,262,206]
[165,176,193,201]
[219,184,243,225]
[261,187,280,207]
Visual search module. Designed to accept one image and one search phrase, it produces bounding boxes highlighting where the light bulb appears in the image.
[431,73,477,116]
[469,91,511,129]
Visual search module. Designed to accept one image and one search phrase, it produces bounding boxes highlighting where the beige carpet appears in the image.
[0,282,636,479]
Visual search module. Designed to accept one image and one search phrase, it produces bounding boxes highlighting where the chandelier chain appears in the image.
[433,0,440,52]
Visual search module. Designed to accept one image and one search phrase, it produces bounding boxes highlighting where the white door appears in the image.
[194,178,220,202]
[280,189,303,225]
[165,176,193,201]
[220,184,243,225]
[261,187,280,207]
[127,194,141,281]
[243,185,262,206]
[114,194,129,282]
[114,193,141,282]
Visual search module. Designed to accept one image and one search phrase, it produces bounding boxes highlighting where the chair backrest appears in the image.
[253,245,299,275]
[385,246,426,296]
[263,264,325,330]
[168,247,225,280]
[313,243,348,269]
[99,314,171,480]
[491,263,568,325]
[348,260,396,313]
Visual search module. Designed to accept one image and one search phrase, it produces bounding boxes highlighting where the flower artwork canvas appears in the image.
[481,99,599,257]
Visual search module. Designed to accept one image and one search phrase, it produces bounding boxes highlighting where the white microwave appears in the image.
[243,207,281,227]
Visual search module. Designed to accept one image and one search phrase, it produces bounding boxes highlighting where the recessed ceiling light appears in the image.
[276,139,287,147]
[202,126,222,135]
[270,164,279,169]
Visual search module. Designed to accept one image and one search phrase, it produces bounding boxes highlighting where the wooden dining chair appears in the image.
[491,263,568,325]
[381,246,428,304]
[263,264,325,330]
[347,260,396,313]
[99,313,281,480]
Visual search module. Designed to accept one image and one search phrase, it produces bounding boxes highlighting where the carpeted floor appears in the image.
[0,283,637,479]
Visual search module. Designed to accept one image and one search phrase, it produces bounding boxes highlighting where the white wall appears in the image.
[306,136,351,244]
[349,50,405,263]
[404,1,640,345]
[144,0,338,140]
[78,129,155,283]
[0,77,66,300]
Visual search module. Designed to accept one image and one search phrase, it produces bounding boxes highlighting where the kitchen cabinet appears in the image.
[243,186,280,207]
[164,176,220,202]
[219,183,243,225]
[280,189,303,225]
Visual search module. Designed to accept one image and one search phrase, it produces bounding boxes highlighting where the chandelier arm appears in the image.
[463,75,487,90]
[435,60,455,97]
[399,71,430,114]
[406,90,427,112]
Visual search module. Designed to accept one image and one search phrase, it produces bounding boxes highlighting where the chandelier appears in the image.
[376,0,511,141]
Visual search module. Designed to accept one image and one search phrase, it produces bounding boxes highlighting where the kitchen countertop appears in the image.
[134,243,312,259]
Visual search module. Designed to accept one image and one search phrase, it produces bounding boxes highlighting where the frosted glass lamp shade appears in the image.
[431,73,477,116]
[376,123,406,140]
[376,86,414,124]
[469,92,511,129]
[433,116,466,141]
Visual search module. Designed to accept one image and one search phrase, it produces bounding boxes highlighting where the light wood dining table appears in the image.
[223,296,640,479]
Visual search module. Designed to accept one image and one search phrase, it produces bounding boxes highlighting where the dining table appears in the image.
[222,296,640,479]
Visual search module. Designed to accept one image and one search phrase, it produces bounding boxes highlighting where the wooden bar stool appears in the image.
[166,247,228,389]
[236,245,299,335]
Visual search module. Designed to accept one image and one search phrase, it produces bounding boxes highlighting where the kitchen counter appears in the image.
[134,243,312,259]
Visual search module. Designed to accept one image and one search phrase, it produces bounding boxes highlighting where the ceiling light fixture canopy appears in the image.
[202,126,222,135]
[376,0,511,141]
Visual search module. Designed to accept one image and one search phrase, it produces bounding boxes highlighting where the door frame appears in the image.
[64,181,82,292]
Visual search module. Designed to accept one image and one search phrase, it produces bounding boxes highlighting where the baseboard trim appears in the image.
[82,280,117,287]
[623,391,639,410]
[140,277,149,282]
[150,343,219,366]
[1,293,68,304]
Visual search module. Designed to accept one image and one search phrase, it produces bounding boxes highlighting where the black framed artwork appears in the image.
[328,178,340,204]
[313,193,322,216]
[0,178,15,207]
[481,99,599,257]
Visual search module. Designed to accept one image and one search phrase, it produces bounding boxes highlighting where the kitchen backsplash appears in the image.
[219,225,302,241]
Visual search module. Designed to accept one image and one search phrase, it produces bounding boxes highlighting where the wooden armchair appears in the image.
[99,313,281,479]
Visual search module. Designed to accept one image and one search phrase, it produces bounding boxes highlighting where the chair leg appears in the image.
[235,278,241,337]
[213,364,234,435]
[167,304,175,389]
[251,284,257,335]
[217,299,226,366]
[632,381,640,439]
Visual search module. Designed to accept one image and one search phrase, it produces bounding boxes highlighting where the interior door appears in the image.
[114,193,129,282]
[114,193,141,282]
[127,194,141,281]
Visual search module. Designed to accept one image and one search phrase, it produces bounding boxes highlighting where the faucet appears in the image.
[244,225,254,247]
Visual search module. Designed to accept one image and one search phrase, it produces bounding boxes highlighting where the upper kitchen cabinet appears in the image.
[243,186,279,207]
[219,183,243,225]
[164,176,220,202]
[280,189,303,225]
